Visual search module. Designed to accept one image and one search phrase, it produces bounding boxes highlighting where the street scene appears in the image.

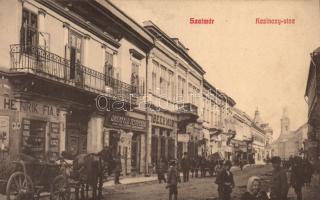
[0,0,320,200]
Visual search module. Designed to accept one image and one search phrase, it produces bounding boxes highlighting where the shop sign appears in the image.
[1,97,59,117]
[307,141,318,149]
[105,113,147,132]
[151,114,175,128]
[178,133,190,142]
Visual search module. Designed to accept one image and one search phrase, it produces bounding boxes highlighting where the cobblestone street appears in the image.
[103,165,320,200]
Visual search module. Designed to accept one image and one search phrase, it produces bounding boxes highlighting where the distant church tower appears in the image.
[280,107,290,135]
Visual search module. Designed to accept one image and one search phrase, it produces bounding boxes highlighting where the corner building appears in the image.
[0,0,153,175]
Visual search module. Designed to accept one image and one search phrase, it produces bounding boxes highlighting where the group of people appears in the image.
[216,156,316,200]
[160,154,317,200]
[155,153,226,184]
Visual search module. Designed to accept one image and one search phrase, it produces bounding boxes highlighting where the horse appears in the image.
[63,147,115,200]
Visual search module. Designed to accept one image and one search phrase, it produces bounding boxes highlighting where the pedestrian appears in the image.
[290,156,304,200]
[114,153,122,184]
[157,157,167,183]
[195,156,200,178]
[190,158,195,178]
[215,160,235,200]
[303,157,314,187]
[269,156,289,200]
[200,156,207,177]
[180,152,190,182]
[240,159,245,171]
[241,176,269,200]
[166,160,179,200]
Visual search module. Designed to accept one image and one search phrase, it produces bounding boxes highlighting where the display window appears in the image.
[21,119,46,159]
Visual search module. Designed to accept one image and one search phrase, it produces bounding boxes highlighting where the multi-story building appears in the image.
[251,109,267,164]
[305,47,320,161]
[143,21,205,163]
[230,107,253,164]
[0,0,154,175]
[0,0,244,176]
[203,79,236,160]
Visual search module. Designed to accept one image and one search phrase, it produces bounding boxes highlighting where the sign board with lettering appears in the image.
[105,112,147,132]
[178,134,190,142]
[0,97,59,117]
[151,113,175,129]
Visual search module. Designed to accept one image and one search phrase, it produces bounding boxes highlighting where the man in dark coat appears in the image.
[166,160,179,200]
[269,156,289,200]
[215,160,235,200]
[114,153,122,184]
[290,156,304,200]
[180,152,190,182]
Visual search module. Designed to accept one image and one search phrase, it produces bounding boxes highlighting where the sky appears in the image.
[110,0,320,141]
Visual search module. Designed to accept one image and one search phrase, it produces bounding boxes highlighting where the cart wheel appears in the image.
[50,175,70,200]
[6,171,34,200]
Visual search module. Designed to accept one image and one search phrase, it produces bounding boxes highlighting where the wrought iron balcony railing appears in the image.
[177,103,198,116]
[10,44,137,102]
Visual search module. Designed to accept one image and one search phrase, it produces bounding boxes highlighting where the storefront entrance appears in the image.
[109,130,120,156]
[131,133,140,173]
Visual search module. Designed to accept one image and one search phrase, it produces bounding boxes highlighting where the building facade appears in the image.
[0,0,154,175]
[305,47,320,161]
[143,21,206,163]
[203,80,236,160]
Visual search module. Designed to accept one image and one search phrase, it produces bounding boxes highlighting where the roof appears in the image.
[143,20,206,75]
[203,79,236,106]
[95,0,154,44]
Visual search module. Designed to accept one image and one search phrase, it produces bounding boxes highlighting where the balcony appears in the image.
[177,103,198,116]
[177,103,199,133]
[10,44,137,104]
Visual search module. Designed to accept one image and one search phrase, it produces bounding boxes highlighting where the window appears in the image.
[131,62,140,93]
[160,66,167,96]
[67,30,82,81]
[178,76,185,102]
[152,61,158,93]
[168,70,173,100]
[105,52,114,77]
[21,9,38,51]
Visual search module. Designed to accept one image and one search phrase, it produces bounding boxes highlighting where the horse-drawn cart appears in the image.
[0,155,70,200]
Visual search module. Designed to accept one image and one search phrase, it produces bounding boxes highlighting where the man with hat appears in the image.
[166,159,179,200]
[215,160,235,200]
[269,156,289,200]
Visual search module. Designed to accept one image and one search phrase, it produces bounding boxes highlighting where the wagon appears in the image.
[1,155,70,200]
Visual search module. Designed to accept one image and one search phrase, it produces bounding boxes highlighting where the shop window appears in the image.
[151,135,158,165]
[49,122,60,159]
[21,9,38,52]
[168,138,175,160]
[160,136,166,159]
[21,119,46,159]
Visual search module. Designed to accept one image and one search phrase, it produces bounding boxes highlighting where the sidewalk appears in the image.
[103,175,158,187]
[103,164,257,188]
